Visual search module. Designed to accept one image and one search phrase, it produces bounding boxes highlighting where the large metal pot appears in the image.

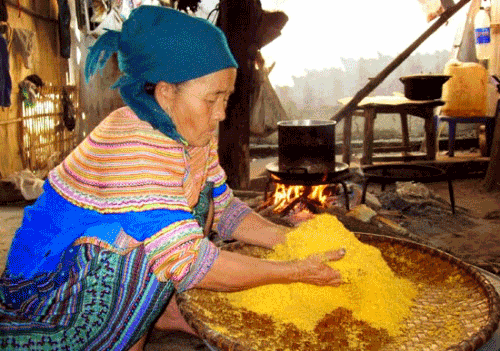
[399,74,451,100]
[277,119,336,172]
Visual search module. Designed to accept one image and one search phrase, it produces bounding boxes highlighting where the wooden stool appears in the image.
[435,115,496,157]
[339,96,444,165]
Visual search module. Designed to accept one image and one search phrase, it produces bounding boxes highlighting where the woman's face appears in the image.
[160,68,237,147]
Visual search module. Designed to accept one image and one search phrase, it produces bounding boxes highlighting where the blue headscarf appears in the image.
[85,6,238,142]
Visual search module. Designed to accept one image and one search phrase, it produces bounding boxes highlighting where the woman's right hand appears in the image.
[290,249,346,287]
[196,248,346,292]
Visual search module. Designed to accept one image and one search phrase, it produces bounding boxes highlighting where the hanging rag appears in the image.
[90,0,110,23]
[57,0,71,58]
[0,35,11,107]
[61,88,76,131]
[249,61,288,137]
[111,0,123,8]
[88,7,123,37]
[0,0,7,22]
[119,0,134,19]
[12,28,34,69]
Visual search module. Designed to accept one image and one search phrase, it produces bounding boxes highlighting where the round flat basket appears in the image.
[177,234,500,351]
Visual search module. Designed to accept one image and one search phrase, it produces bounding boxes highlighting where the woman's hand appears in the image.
[195,248,346,292]
[291,249,346,287]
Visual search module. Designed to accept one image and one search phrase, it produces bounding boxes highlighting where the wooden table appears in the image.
[338,96,445,165]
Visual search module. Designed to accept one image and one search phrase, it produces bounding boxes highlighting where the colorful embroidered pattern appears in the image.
[49,107,199,213]
[217,197,253,240]
[143,219,219,288]
[0,244,173,351]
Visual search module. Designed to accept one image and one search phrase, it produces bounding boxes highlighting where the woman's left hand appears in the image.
[290,249,346,287]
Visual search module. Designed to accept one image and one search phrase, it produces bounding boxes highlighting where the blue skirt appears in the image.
[0,243,174,351]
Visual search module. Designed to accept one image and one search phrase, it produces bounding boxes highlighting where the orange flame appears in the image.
[271,183,330,213]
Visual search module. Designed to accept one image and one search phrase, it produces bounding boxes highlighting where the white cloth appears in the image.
[88,7,123,37]
[249,66,288,137]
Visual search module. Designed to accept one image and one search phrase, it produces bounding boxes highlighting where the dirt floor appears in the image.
[354,176,500,275]
[405,177,500,274]
[247,152,500,277]
[1,151,500,349]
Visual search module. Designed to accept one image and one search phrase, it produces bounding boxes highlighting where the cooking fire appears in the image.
[261,176,344,219]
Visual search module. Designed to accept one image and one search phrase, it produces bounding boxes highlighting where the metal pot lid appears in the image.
[277,119,337,127]
[399,74,451,82]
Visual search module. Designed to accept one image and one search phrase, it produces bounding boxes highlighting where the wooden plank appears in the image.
[373,146,415,153]
[0,119,22,126]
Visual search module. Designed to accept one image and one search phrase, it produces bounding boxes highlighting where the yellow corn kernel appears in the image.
[221,213,418,337]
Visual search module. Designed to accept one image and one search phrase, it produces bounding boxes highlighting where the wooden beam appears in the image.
[0,118,22,126]
[331,0,472,123]
[6,0,59,23]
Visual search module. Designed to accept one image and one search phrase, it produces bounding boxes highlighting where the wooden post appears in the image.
[361,109,376,165]
[217,0,260,190]
[331,0,472,124]
[424,110,437,160]
[484,0,500,191]
[342,113,353,164]
[400,113,410,156]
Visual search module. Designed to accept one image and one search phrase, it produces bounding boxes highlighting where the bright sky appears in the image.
[199,0,471,86]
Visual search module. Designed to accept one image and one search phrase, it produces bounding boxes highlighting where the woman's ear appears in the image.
[154,81,176,110]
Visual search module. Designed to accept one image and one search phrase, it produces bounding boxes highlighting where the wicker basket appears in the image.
[177,234,500,351]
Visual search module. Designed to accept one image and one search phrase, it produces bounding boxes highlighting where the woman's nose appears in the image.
[212,100,227,122]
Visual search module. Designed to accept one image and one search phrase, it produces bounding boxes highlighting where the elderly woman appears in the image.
[0,6,345,351]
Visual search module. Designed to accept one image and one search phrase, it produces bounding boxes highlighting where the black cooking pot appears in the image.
[399,74,451,100]
[278,119,336,172]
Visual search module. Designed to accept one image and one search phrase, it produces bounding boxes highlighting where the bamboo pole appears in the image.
[331,0,472,123]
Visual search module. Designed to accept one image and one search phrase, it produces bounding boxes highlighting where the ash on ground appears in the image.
[374,182,476,238]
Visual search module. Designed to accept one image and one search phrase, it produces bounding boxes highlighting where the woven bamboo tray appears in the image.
[177,233,500,351]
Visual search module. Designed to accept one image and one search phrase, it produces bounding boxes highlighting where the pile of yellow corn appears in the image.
[222,213,418,337]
